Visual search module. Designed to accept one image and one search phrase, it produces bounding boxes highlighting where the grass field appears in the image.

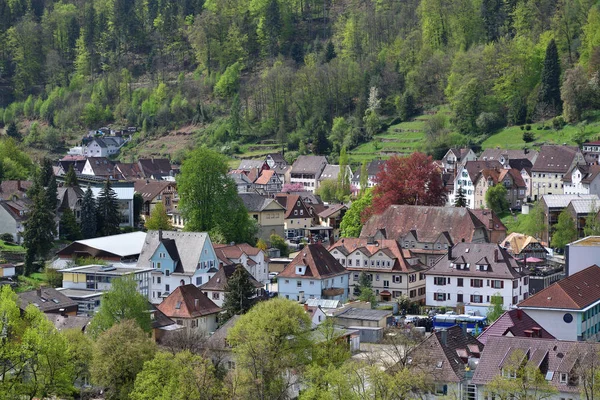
[0,240,25,253]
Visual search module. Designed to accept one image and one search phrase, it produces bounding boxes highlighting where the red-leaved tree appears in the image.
[367,152,447,216]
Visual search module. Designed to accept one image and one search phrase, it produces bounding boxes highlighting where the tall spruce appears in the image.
[45,175,58,212]
[81,186,97,239]
[23,180,57,275]
[41,158,54,187]
[222,264,257,320]
[481,0,506,42]
[454,186,467,207]
[64,165,78,187]
[96,179,121,236]
[60,208,82,240]
[538,39,562,115]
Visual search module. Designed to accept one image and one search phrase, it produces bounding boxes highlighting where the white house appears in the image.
[441,148,477,172]
[447,160,502,208]
[200,264,264,307]
[351,159,386,193]
[289,155,328,193]
[89,184,134,227]
[563,164,600,195]
[83,137,123,157]
[426,243,529,311]
[0,263,16,279]
[278,243,349,302]
[214,243,269,284]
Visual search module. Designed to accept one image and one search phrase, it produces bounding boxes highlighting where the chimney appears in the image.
[195,299,199,310]
[532,327,542,338]
[440,329,448,346]
[304,303,309,312]
[448,246,452,260]
[524,330,533,337]
[516,309,522,320]
[158,229,163,241]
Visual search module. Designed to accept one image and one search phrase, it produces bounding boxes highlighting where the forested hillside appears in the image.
[0,0,599,164]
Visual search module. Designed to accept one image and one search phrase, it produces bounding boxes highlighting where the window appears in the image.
[376,274,380,281]
[434,277,447,286]
[166,270,170,276]
[213,293,220,300]
[491,280,504,289]
[457,293,463,303]
[470,294,482,303]
[434,292,447,301]
[410,289,416,298]
[393,291,401,298]
[297,280,302,287]
[157,277,161,284]
[348,259,352,266]
[354,273,359,280]
[471,279,483,288]
[165,284,170,292]
[513,280,518,289]
[502,368,517,379]
[457,278,463,287]
[310,281,314,285]
[383,280,389,288]
[285,280,290,284]
[196,277,202,285]
[393,275,401,283]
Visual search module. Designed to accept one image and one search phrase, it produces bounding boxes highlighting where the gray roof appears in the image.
[335,307,392,321]
[205,315,241,350]
[532,145,582,173]
[542,194,599,209]
[305,299,342,308]
[18,288,78,313]
[138,231,211,275]
[569,198,600,214]
[238,159,264,170]
[230,173,252,185]
[63,232,147,257]
[239,193,283,212]
[318,164,341,181]
[480,148,538,163]
[291,155,328,175]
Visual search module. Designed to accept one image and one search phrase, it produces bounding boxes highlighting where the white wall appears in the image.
[520,308,580,341]
[566,246,600,276]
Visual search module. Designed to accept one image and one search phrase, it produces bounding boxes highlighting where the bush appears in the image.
[0,233,14,243]
[475,112,504,134]
[520,125,525,130]
[552,116,566,130]
[523,131,535,143]
[525,124,532,131]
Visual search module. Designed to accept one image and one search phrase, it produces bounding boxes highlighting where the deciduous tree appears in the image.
[340,189,373,238]
[551,208,578,249]
[485,184,509,214]
[144,202,173,230]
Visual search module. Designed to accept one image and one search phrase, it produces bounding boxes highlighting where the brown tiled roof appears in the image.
[18,288,78,313]
[157,284,221,319]
[138,158,172,178]
[85,157,120,177]
[532,145,581,173]
[0,180,32,201]
[134,180,174,201]
[409,325,483,383]
[117,162,143,180]
[477,309,554,345]
[291,155,328,175]
[563,164,600,184]
[279,243,348,279]
[318,204,347,219]
[360,205,486,244]
[254,169,275,185]
[518,265,600,310]
[428,242,525,279]
[480,148,538,163]
[470,209,507,233]
[463,160,503,182]
[200,264,263,291]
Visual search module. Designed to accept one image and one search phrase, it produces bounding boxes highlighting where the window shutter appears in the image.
[470,295,474,302]
[487,280,490,286]
[501,281,504,288]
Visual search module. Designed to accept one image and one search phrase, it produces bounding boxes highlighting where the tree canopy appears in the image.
[144,202,173,230]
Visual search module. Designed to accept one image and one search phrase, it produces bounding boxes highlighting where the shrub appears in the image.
[523,131,535,143]
[520,125,525,130]
[475,112,504,134]
[552,116,566,130]
[525,124,532,131]
[0,233,14,243]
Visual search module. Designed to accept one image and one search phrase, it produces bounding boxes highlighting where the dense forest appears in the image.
[0,0,599,164]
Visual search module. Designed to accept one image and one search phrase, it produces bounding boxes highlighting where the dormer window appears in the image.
[296,265,305,275]
[502,368,517,379]
[559,373,568,383]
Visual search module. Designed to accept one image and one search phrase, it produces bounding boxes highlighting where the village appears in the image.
[4,137,600,399]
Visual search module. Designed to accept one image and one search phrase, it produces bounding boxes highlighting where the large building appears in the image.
[239,193,286,241]
[288,155,328,193]
[426,243,529,311]
[566,236,600,276]
[531,145,584,200]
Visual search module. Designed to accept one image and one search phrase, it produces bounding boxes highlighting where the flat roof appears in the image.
[56,288,105,298]
[336,307,392,321]
[569,236,600,247]
[59,263,153,275]
[65,232,147,257]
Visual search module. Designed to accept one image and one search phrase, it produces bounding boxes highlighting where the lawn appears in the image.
[15,272,49,293]
[0,240,25,253]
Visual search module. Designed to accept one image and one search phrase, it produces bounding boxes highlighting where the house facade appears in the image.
[289,155,328,193]
[0,200,28,244]
[563,164,600,195]
[426,243,529,311]
[214,243,269,284]
[531,145,585,200]
[441,148,478,172]
[83,137,122,157]
[278,244,350,302]
[59,264,153,299]
[473,167,527,209]
[200,264,264,307]
[239,193,286,241]
[134,180,178,218]
[351,159,386,193]
[253,169,283,196]
[276,194,313,238]
[328,238,428,303]
[157,284,221,335]
[448,160,503,208]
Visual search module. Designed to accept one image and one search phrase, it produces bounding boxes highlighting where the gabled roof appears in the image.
[502,232,544,255]
[429,242,525,279]
[18,288,78,313]
[254,169,277,185]
[480,148,538,163]
[462,160,503,182]
[134,180,175,201]
[157,284,221,318]
[447,148,474,162]
[317,204,347,219]
[214,243,264,265]
[205,315,240,350]
[0,180,32,201]
[0,199,29,221]
[352,159,387,183]
[84,157,119,177]
[137,231,211,275]
[469,209,507,233]
[229,172,253,186]
[57,186,85,211]
[409,325,483,383]
[239,193,284,212]
[56,231,147,258]
[277,194,311,219]
[200,264,263,291]
[238,159,265,171]
[291,155,328,175]
[279,243,348,279]
[360,205,486,244]
[137,158,172,178]
[518,265,600,310]
[116,162,143,180]
[542,194,599,209]
[318,164,342,181]
[563,164,600,184]
[532,145,581,173]
[477,309,554,345]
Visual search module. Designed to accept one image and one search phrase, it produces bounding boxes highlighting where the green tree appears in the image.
[227,298,312,400]
[45,175,58,212]
[23,180,56,275]
[59,208,82,241]
[214,62,242,98]
[270,233,289,257]
[359,160,368,195]
[512,202,547,239]
[5,121,20,140]
[337,146,350,201]
[455,186,467,207]
[316,179,339,203]
[89,277,152,337]
[340,189,373,238]
[63,328,94,390]
[551,208,578,249]
[481,0,506,42]
[355,271,377,307]
[96,179,121,236]
[144,202,173,230]
[91,320,157,400]
[222,264,258,320]
[64,164,78,186]
[177,147,256,243]
[538,39,562,116]
[584,202,600,237]
[81,186,97,239]
[486,294,504,323]
[485,184,509,214]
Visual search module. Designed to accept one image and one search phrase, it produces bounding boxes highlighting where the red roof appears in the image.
[279,243,347,279]
[477,309,554,345]
[518,265,600,310]
[157,284,221,318]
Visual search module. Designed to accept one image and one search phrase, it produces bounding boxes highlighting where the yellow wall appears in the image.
[62,272,86,283]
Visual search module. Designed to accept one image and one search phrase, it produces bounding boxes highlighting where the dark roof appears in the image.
[409,325,483,383]
[134,180,175,201]
[85,157,119,177]
[318,204,347,219]
[18,288,78,313]
[448,148,474,161]
[477,309,554,345]
[508,158,533,173]
[57,186,84,211]
[46,314,91,331]
[137,158,172,178]
[429,242,525,279]
[157,284,221,318]
[58,159,87,175]
[563,164,600,184]
[200,264,263,291]
[279,243,348,279]
[532,145,582,173]
[0,199,29,221]
[518,265,600,310]
[0,180,32,201]
[291,155,328,175]
[360,205,486,244]
[463,160,503,182]
[469,209,507,233]
[239,193,283,212]
[116,162,143,180]
[148,302,176,329]
[480,148,538,163]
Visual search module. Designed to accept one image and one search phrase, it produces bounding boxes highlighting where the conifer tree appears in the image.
[5,121,20,141]
[60,208,82,241]
[454,186,467,207]
[222,264,257,320]
[45,175,58,212]
[324,41,336,63]
[81,186,97,239]
[538,39,562,115]
[354,271,377,307]
[23,181,56,275]
[96,179,121,236]
[64,165,78,187]
[40,158,54,187]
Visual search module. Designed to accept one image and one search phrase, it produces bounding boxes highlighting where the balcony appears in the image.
[322,287,345,297]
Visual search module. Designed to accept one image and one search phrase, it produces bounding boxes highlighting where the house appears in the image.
[89,181,135,227]
[58,158,87,176]
[137,230,220,304]
[317,204,347,242]
[81,157,121,179]
[83,137,122,157]
[239,193,286,241]
[134,180,178,218]
[328,238,428,303]
[214,243,269,284]
[275,194,313,238]
[253,169,283,196]
[0,199,29,244]
[566,236,600,276]
[46,314,91,333]
[518,265,600,341]
[448,160,503,208]
[55,231,147,267]
[289,155,328,193]
[582,140,600,164]
[563,164,600,195]
[115,162,143,180]
[476,309,554,345]
[18,287,79,315]
[426,243,529,312]
[0,180,32,201]
[265,153,290,185]
[408,325,483,398]
[304,303,326,327]
[203,315,240,371]
[360,205,490,266]
[565,198,599,238]
[56,288,104,316]
[200,264,264,307]
[332,307,392,329]
[157,284,221,335]
[57,185,84,223]
[0,263,16,279]
[472,336,600,399]
[479,148,538,165]
[441,148,478,172]
[59,263,153,299]
[473,167,527,210]
[229,172,254,193]
[317,164,353,187]
[469,209,507,244]
[531,145,585,200]
[278,243,350,302]
[541,194,599,244]
[351,159,386,193]
[137,158,175,180]
[148,303,178,342]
